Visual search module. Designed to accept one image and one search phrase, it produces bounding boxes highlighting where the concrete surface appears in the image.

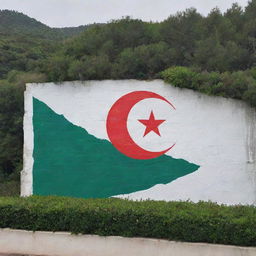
[22,80,256,205]
[0,228,256,256]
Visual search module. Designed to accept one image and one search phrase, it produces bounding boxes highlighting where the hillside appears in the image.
[0,10,89,79]
[43,2,256,82]
[0,10,88,39]
[0,10,50,35]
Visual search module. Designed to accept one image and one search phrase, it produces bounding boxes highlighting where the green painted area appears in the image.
[33,98,200,198]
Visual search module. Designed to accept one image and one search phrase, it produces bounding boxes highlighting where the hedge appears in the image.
[0,196,255,246]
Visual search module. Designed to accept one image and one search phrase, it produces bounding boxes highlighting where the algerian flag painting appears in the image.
[32,97,198,198]
[22,80,256,205]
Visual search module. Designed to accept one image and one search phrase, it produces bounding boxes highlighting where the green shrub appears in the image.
[0,196,255,246]
[161,66,197,89]
[161,66,256,107]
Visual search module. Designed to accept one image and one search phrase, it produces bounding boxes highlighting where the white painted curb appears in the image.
[0,229,256,256]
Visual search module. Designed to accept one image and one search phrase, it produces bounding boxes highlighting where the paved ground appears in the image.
[0,254,30,256]
[0,254,45,256]
[0,255,26,256]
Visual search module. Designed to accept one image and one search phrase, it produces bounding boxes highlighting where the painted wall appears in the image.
[22,80,256,205]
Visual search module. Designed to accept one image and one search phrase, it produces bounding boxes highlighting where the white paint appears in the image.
[0,229,256,256]
[22,80,256,205]
[21,87,34,196]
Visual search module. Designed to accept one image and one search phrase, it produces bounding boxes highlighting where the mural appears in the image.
[22,80,256,205]
[33,98,198,198]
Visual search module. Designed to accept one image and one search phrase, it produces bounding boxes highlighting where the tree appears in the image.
[225,3,244,34]
[160,8,204,66]
[68,55,112,80]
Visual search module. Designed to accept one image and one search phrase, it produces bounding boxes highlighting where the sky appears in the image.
[0,0,250,28]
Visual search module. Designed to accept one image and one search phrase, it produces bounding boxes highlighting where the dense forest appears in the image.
[0,1,256,195]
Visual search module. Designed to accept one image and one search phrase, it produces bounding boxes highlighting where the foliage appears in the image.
[0,10,88,40]
[0,72,47,186]
[0,196,256,246]
[161,66,256,107]
[41,1,256,81]
[0,10,89,79]
[113,42,172,79]
[0,83,24,180]
[68,55,112,80]
[0,33,57,79]
[161,66,197,89]
[2,2,256,81]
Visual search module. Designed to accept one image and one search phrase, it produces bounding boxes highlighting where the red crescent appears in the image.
[106,91,176,160]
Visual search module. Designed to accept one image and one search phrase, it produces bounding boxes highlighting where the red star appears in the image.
[138,111,166,137]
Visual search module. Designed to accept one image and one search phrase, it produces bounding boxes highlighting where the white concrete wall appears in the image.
[22,80,256,205]
[0,229,256,256]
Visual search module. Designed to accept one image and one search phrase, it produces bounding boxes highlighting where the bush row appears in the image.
[0,196,255,246]
[161,66,256,107]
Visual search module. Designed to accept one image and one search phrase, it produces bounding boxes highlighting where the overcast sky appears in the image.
[0,0,250,28]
